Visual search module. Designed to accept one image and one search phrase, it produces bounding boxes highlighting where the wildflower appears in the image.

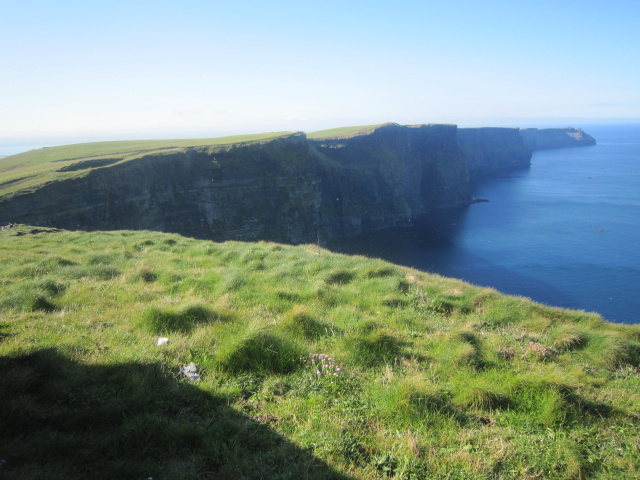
[521,342,550,360]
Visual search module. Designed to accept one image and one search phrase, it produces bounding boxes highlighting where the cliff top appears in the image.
[307,123,396,140]
[0,131,296,199]
[0,131,296,173]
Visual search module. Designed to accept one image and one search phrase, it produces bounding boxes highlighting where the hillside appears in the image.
[1,227,638,479]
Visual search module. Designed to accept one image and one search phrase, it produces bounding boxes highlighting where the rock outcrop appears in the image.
[520,127,596,150]
[458,128,532,180]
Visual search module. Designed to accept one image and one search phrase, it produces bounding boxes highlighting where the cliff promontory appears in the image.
[520,127,596,150]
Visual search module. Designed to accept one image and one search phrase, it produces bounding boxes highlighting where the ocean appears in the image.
[328,124,640,324]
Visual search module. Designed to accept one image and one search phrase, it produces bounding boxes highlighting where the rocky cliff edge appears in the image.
[0,124,596,243]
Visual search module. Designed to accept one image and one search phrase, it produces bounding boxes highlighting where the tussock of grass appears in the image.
[459,387,511,410]
[140,303,221,334]
[133,268,158,283]
[350,329,403,367]
[1,226,639,479]
[549,325,589,352]
[324,268,355,285]
[213,325,305,374]
[365,265,396,278]
[279,305,331,340]
[603,337,640,368]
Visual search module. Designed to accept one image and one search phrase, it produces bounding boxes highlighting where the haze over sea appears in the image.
[329,124,640,324]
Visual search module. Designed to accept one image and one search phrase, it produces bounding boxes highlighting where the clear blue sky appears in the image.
[2,0,639,154]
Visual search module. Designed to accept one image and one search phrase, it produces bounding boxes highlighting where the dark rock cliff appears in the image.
[458,128,532,180]
[0,133,321,244]
[520,127,596,150]
[311,123,470,239]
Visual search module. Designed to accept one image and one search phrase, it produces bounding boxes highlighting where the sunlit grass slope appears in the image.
[0,131,293,199]
[1,226,639,479]
[307,123,393,140]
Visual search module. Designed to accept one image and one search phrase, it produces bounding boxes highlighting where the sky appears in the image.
[1,0,639,155]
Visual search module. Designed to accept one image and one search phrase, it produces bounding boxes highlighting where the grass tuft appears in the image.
[133,268,158,283]
[29,295,58,312]
[139,303,219,334]
[350,329,402,366]
[365,266,396,278]
[213,326,305,374]
[325,269,355,285]
[549,325,588,352]
[460,387,511,410]
[279,305,331,340]
[603,337,640,368]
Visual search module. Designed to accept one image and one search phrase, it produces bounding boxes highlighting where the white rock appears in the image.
[156,337,169,346]
[181,362,200,381]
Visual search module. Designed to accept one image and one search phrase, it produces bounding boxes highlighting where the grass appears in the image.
[0,226,639,479]
[307,124,393,140]
[0,131,294,200]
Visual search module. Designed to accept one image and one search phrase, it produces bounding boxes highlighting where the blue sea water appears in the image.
[328,124,640,324]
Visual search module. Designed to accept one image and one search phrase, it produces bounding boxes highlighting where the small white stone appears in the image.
[156,337,169,346]
[181,362,200,381]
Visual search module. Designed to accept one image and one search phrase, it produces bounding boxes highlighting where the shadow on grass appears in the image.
[0,349,352,480]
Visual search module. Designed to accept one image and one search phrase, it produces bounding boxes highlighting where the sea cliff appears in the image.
[458,127,532,180]
[311,123,470,239]
[0,134,321,244]
[520,127,596,150]
[0,124,595,243]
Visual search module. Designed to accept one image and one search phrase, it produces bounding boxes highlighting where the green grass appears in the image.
[1,226,639,479]
[307,123,393,140]
[0,131,294,200]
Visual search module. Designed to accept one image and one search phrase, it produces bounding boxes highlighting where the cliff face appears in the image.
[0,124,596,244]
[520,127,596,150]
[458,128,532,180]
[0,134,321,244]
[310,124,470,238]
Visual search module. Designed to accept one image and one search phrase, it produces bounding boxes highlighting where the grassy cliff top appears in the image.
[1,226,638,479]
[0,131,295,200]
[307,123,396,140]
[0,132,295,172]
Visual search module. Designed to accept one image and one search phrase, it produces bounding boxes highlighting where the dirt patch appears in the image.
[445,288,463,296]
[406,273,425,286]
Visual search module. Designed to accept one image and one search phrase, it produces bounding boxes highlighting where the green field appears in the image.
[0,132,293,200]
[1,226,638,479]
[307,124,392,140]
